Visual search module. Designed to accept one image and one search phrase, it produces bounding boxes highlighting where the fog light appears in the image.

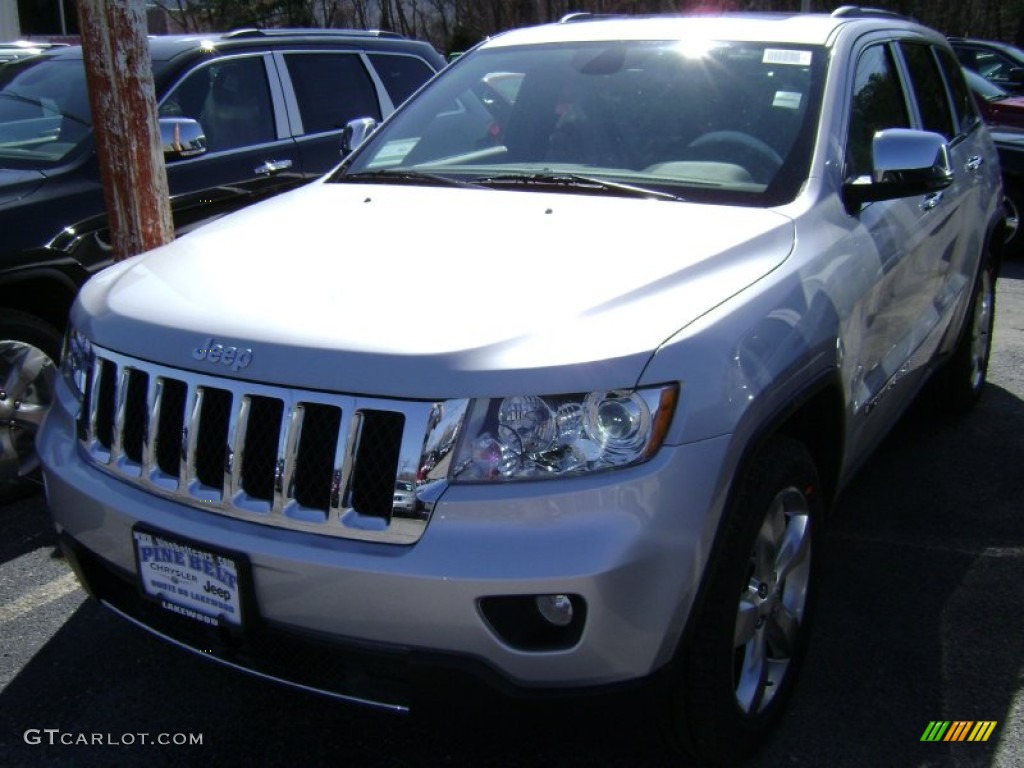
[535,594,574,627]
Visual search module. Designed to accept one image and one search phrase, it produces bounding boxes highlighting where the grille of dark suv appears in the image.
[76,347,464,544]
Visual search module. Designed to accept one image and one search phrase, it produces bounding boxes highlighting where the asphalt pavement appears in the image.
[1,260,1023,767]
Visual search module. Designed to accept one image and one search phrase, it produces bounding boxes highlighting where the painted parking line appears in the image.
[0,570,82,625]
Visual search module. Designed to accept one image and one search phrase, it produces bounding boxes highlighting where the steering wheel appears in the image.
[685,131,783,184]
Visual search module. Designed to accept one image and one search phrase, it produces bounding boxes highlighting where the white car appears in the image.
[40,9,1004,764]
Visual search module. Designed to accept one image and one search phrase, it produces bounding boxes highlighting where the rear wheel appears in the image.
[0,310,61,502]
[661,436,822,765]
[930,257,996,413]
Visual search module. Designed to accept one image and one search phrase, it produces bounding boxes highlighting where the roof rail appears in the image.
[558,12,625,23]
[831,6,912,21]
[221,27,405,40]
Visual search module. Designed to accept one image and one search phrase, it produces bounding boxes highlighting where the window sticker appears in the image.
[773,91,803,110]
[763,49,812,66]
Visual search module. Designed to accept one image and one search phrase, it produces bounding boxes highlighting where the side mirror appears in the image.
[843,128,953,209]
[341,117,378,157]
[159,117,207,161]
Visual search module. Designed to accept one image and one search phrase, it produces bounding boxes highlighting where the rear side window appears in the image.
[368,54,435,107]
[846,43,910,179]
[936,47,980,135]
[899,42,955,140]
[284,53,381,134]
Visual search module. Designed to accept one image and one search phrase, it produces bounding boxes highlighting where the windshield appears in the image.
[0,57,92,168]
[339,40,825,206]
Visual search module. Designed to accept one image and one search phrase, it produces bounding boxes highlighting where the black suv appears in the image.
[950,36,1024,92]
[0,29,444,498]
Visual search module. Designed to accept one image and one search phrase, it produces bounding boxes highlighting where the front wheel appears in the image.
[0,309,61,502]
[661,436,822,765]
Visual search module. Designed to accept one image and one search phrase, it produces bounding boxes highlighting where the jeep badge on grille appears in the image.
[192,338,253,372]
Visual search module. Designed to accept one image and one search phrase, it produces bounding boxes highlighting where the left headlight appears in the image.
[450,384,677,483]
[60,325,92,401]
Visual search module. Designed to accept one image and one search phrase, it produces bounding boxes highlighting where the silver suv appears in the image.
[39,10,1004,764]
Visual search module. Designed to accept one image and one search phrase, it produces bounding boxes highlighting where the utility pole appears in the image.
[77,0,174,262]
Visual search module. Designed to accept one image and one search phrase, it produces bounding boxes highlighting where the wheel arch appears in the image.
[0,269,81,335]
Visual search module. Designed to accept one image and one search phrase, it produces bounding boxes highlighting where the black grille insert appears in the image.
[194,387,231,489]
[294,402,342,511]
[241,395,283,502]
[351,410,404,518]
[122,369,149,463]
[155,378,187,477]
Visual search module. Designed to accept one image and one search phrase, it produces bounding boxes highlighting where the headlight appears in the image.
[61,325,93,401]
[451,385,677,483]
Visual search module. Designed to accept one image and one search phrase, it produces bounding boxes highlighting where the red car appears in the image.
[965,67,1024,129]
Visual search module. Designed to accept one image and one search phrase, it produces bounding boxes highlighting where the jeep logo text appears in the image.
[192,338,253,371]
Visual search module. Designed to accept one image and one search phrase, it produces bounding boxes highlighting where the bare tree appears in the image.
[148,0,1024,53]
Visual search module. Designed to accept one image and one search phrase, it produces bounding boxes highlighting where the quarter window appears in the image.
[367,54,435,107]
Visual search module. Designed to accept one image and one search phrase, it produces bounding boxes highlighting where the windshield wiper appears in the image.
[332,169,479,188]
[468,172,684,201]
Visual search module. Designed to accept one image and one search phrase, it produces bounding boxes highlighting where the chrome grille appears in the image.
[76,346,467,544]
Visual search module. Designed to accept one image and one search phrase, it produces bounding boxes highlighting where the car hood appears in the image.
[75,182,794,398]
[0,168,45,206]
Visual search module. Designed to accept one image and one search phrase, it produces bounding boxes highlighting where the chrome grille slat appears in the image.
[183,385,203,496]
[75,345,465,544]
[142,374,160,477]
[271,403,303,518]
[85,356,106,462]
[110,365,129,465]
[227,394,250,503]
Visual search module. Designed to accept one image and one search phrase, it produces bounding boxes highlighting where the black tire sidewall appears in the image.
[664,436,823,765]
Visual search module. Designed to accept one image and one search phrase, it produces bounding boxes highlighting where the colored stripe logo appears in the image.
[921,721,997,742]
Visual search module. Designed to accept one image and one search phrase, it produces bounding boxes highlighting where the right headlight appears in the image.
[450,384,677,483]
[60,325,92,402]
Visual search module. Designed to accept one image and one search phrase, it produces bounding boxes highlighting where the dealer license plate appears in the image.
[133,530,244,627]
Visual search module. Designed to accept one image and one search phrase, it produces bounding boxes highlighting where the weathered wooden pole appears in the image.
[77,0,174,262]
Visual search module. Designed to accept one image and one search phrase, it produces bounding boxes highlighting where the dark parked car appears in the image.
[989,128,1024,254]
[0,28,444,499]
[0,40,67,64]
[964,67,1024,129]
[951,36,1024,92]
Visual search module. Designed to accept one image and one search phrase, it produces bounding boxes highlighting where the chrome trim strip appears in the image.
[101,601,410,714]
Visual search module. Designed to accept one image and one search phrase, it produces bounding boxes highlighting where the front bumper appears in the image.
[39,381,730,707]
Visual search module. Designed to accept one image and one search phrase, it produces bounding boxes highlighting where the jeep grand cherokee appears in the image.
[39,10,1004,764]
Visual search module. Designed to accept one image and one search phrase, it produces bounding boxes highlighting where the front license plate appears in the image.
[133,529,244,628]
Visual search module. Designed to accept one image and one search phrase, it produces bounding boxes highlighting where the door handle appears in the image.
[921,191,943,211]
[255,159,294,175]
[965,155,983,172]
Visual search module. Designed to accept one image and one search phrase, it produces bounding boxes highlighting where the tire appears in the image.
[661,436,822,766]
[929,257,996,413]
[0,309,62,502]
